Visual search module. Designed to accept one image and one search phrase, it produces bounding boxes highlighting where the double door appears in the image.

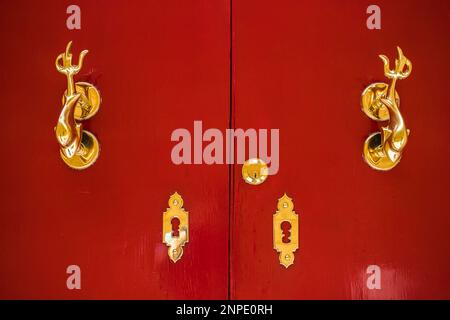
[1,0,449,299]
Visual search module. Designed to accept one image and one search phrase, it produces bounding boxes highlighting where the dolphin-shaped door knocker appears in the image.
[361,47,412,171]
[55,41,101,169]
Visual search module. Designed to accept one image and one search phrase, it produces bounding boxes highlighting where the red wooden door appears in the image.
[0,0,230,299]
[231,0,450,299]
[1,0,449,301]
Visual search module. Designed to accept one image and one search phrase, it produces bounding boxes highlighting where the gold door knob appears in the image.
[55,41,101,169]
[361,46,411,171]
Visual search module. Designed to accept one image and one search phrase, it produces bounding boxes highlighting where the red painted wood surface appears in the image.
[1,0,450,300]
[0,0,230,299]
[231,0,450,299]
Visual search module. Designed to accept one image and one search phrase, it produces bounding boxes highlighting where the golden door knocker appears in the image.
[273,194,299,268]
[362,46,412,171]
[55,41,101,169]
[163,193,189,263]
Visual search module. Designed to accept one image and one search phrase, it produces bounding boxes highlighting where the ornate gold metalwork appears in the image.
[273,194,299,268]
[362,46,412,171]
[162,193,189,263]
[242,158,269,185]
[55,41,101,169]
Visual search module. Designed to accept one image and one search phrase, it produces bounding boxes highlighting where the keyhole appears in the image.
[171,217,180,237]
[281,221,292,243]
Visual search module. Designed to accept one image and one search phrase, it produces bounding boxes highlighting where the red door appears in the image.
[0,0,230,299]
[231,0,450,299]
[1,0,450,300]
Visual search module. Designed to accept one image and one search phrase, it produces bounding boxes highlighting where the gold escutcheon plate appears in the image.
[273,194,299,268]
[242,158,269,185]
[60,130,100,170]
[63,82,101,121]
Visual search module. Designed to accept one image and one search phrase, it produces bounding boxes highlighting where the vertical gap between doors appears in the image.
[227,0,235,301]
